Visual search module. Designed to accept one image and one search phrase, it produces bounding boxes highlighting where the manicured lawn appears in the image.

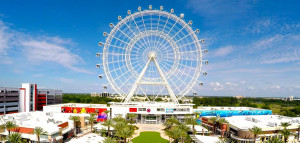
[132,131,168,143]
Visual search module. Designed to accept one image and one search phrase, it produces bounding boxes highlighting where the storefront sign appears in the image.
[166,108,174,113]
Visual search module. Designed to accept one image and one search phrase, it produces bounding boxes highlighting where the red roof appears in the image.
[11,127,34,134]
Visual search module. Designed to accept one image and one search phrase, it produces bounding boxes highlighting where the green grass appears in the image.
[132,131,168,143]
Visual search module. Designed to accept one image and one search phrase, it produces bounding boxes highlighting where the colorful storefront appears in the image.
[61,107,108,121]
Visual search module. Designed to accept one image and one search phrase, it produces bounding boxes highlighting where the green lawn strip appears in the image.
[132,131,168,143]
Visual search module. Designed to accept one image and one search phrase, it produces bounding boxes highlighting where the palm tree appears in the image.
[166,127,182,143]
[168,116,180,125]
[281,122,291,129]
[249,126,262,142]
[69,115,80,136]
[114,121,127,131]
[218,118,229,137]
[280,128,292,143]
[113,115,126,122]
[103,119,114,137]
[298,125,300,141]
[87,113,96,132]
[177,123,189,143]
[1,121,18,135]
[116,126,133,143]
[210,117,218,134]
[163,121,173,130]
[33,127,48,143]
[185,116,198,135]
[267,136,283,143]
[126,113,137,125]
[103,110,110,119]
[6,132,23,143]
[103,137,117,143]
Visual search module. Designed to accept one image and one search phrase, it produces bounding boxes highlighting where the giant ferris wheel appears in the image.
[96,5,208,104]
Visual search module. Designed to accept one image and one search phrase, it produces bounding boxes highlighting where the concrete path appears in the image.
[131,124,169,141]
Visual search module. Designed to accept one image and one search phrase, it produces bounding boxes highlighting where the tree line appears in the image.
[62,93,121,104]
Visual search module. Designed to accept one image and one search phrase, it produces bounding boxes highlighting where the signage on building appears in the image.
[61,107,107,121]
[147,108,151,113]
[166,108,174,113]
[129,108,137,112]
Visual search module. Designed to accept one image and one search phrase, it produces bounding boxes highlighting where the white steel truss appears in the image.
[124,52,179,104]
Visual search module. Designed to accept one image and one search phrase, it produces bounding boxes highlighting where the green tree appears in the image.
[163,121,173,130]
[249,126,262,142]
[113,121,127,131]
[116,126,133,143]
[298,125,300,141]
[280,122,291,129]
[217,118,229,137]
[103,119,114,137]
[88,113,96,131]
[280,128,292,143]
[33,127,48,143]
[168,116,180,125]
[266,136,283,143]
[6,132,23,143]
[177,123,189,143]
[210,117,219,134]
[166,127,182,143]
[0,121,18,135]
[155,97,163,102]
[184,116,198,135]
[69,116,80,136]
[103,110,110,119]
[103,137,117,143]
[113,115,126,123]
[126,113,137,125]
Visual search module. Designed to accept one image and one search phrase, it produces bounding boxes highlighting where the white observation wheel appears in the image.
[97,5,207,104]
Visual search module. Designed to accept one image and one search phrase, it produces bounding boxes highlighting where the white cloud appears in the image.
[0,19,93,74]
[248,86,255,90]
[270,85,281,89]
[213,46,233,57]
[57,77,74,84]
[209,82,223,91]
[245,18,271,34]
[0,20,10,55]
[209,81,239,91]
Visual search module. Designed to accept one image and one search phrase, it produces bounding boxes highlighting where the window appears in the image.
[157,108,165,112]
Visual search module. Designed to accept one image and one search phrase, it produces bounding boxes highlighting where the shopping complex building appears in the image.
[201,115,300,142]
[0,112,90,142]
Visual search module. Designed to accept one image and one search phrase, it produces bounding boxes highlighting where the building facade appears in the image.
[0,87,19,115]
[37,89,62,110]
[19,83,63,112]
[0,83,62,115]
[19,83,37,112]
[201,115,300,143]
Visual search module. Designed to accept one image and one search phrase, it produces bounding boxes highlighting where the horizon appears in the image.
[0,0,299,98]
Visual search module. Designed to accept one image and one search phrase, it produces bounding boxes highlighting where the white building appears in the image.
[214,115,299,143]
[109,102,194,124]
[0,112,81,142]
[19,83,37,112]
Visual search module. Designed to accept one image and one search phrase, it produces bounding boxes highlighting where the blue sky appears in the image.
[0,0,299,97]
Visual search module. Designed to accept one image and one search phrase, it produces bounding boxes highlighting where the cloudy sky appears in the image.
[0,0,299,97]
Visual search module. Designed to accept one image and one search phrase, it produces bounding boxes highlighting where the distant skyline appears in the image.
[0,0,299,97]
